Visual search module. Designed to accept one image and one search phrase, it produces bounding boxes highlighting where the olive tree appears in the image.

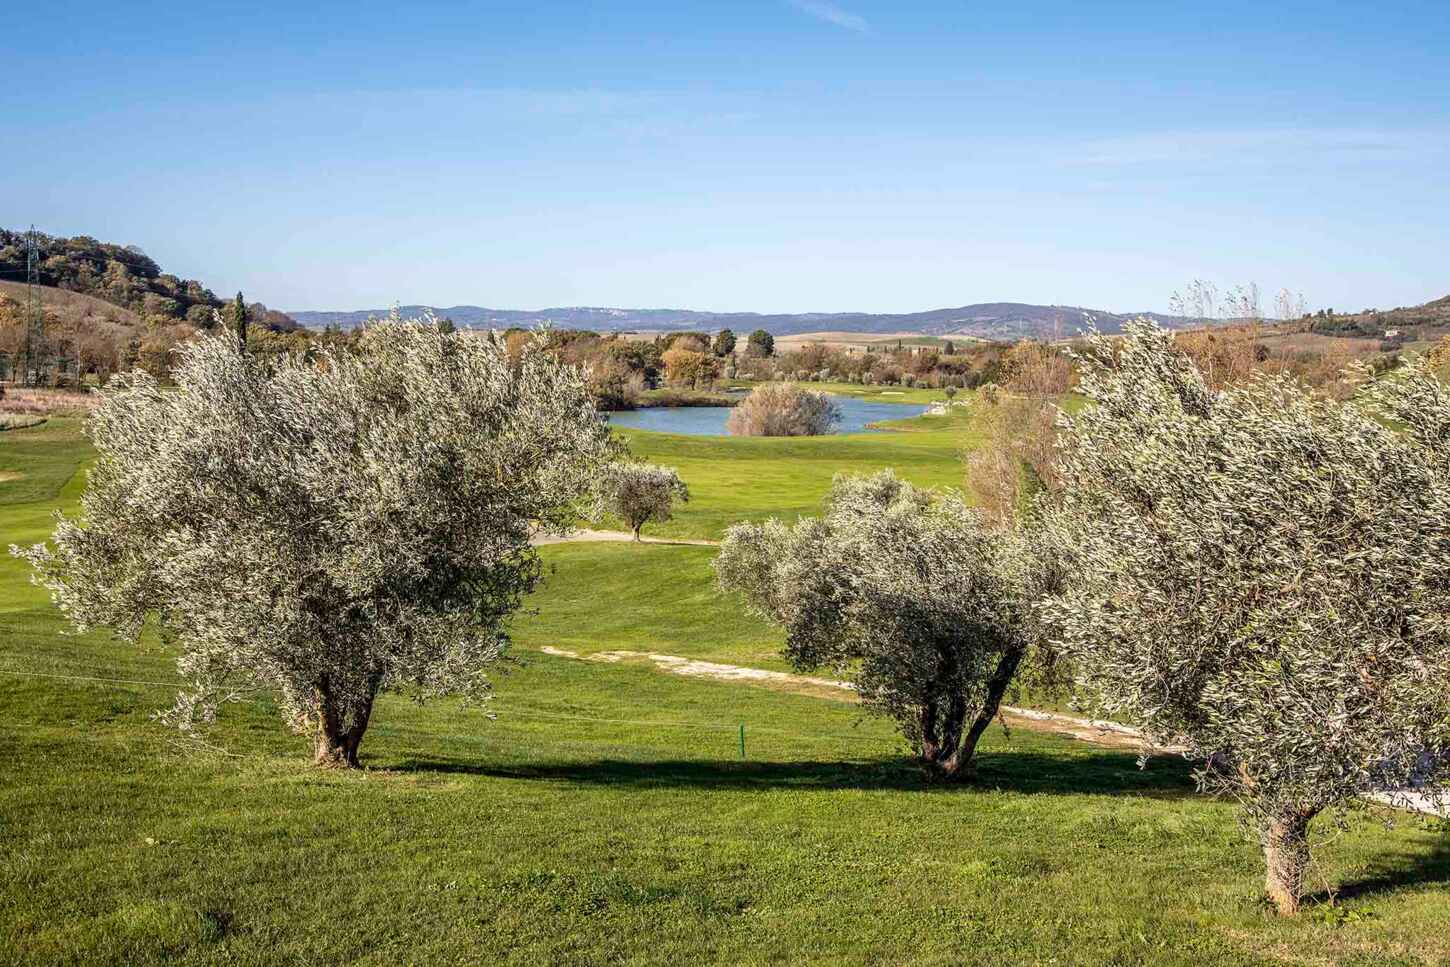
[1039,321,1450,914]
[15,320,619,767]
[726,382,841,437]
[596,462,689,541]
[714,471,1029,779]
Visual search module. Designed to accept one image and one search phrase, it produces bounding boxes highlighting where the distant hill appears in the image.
[288,302,1192,340]
[0,228,298,331]
[1297,296,1450,347]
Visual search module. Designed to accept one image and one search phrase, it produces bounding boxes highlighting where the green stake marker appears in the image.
[738,723,745,759]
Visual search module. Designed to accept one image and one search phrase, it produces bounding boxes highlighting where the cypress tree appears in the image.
[232,292,247,352]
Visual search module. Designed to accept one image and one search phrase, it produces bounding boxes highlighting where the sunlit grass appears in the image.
[615,408,979,539]
[5,418,1450,964]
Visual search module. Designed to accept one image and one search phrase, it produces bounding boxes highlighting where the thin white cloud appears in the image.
[1065,128,1450,168]
[788,0,868,33]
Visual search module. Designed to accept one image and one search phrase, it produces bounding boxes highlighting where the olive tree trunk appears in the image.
[928,648,1025,780]
[1262,809,1316,915]
[919,702,942,764]
[312,678,380,768]
[920,697,968,779]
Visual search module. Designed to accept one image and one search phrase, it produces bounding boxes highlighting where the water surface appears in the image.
[606,393,928,436]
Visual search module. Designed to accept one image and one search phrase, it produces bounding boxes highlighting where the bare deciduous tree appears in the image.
[1169,278,1220,323]
[1039,322,1450,914]
[964,391,1059,526]
[15,319,619,767]
[1274,288,1307,322]
[963,340,1071,525]
[1003,340,1075,398]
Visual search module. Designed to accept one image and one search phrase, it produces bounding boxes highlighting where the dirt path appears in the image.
[532,529,719,547]
[537,645,1168,752]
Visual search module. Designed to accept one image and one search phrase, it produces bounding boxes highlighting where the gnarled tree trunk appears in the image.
[1262,808,1316,915]
[919,702,941,764]
[925,648,1025,782]
[919,696,969,781]
[312,677,380,768]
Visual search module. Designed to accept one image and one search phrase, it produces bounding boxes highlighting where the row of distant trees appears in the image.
[485,325,1025,405]
[498,327,773,406]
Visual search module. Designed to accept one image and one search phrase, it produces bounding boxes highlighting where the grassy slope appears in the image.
[521,543,787,668]
[0,281,142,328]
[5,422,1450,964]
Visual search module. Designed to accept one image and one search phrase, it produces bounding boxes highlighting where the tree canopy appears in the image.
[715,471,1031,779]
[16,319,619,766]
[595,463,689,540]
[1038,322,1450,913]
[746,329,774,358]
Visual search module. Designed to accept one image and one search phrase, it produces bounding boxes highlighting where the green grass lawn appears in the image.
[616,408,978,539]
[519,543,788,669]
[5,419,1450,965]
[515,542,1069,716]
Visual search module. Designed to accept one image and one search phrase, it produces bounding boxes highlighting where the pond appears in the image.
[606,393,929,436]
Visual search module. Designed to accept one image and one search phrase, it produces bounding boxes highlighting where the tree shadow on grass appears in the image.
[388,749,1198,799]
[1306,835,1450,906]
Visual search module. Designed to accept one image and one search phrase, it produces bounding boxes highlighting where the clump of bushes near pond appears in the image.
[726,382,841,436]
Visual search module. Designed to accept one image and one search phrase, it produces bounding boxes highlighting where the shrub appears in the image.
[715,471,1031,779]
[0,414,46,431]
[726,383,840,437]
[16,320,619,767]
[1038,322,1450,914]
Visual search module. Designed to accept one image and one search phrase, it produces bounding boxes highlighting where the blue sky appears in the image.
[4,1,1447,314]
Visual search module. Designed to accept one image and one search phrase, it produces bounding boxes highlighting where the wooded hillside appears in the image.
[0,230,302,385]
[0,229,297,331]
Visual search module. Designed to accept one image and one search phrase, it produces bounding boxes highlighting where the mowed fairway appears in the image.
[4,419,1450,965]
[519,542,789,669]
[614,408,977,540]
